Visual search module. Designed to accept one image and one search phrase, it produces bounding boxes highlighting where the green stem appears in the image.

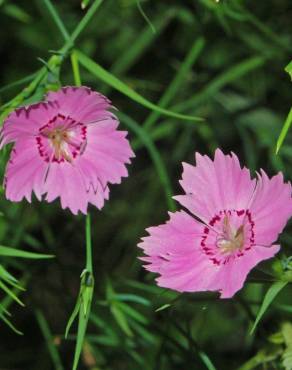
[42,0,70,42]
[35,309,64,370]
[70,51,92,274]
[85,213,93,272]
[61,0,103,55]
[70,51,82,87]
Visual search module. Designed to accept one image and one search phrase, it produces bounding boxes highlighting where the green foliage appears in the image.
[250,281,288,335]
[0,0,292,369]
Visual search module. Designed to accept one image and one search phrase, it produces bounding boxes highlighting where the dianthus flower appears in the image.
[1,86,134,214]
[139,149,292,298]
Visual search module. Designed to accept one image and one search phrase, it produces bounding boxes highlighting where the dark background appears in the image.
[0,0,292,369]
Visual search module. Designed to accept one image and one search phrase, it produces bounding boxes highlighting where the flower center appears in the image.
[217,216,244,254]
[45,127,74,162]
[200,209,255,265]
[36,114,87,163]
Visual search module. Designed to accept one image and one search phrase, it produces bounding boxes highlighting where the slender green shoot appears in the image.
[276,107,292,154]
[250,281,288,335]
[136,0,156,34]
[118,112,175,211]
[35,309,65,370]
[76,50,203,122]
[42,0,70,41]
[71,51,82,87]
[143,37,205,130]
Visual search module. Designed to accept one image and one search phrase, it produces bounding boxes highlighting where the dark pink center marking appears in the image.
[35,114,87,163]
[201,209,255,265]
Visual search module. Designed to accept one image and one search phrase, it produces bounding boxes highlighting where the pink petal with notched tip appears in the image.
[0,101,59,148]
[46,86,112,124]
[139,149,292,299]
[2,86,134,214]
[5,138,48,202]
[44,163,89,215]
[215,244,280,298]
[174,149,256,225]
[250,170,292,246]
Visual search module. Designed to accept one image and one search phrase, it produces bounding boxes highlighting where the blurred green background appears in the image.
[0,0,292,369]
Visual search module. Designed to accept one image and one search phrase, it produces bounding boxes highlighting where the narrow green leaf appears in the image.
[110,10,174,77]
[4,280,25,291]
[129,320,156,344]
[173,56,266,112]
[144,37,205,129]
[0,303,11,317]
[136,0,156,34]
[71,51,82,87]
[199,351,217,370]
[110,304,133,337]
[0,72,37,94]
[76,50,203,122]
[118,112,175,211]
[0,67,46,121]
[117,301,148,325]
[0,264,18,283]
[0,280,25,307]
[72,297,92,370]
[60,0,104,55]
[276,107,292,154]
[0,245,54,259]
[35,309,64,370]
[66,270,94,370]
[285,60,292,80]
[276,303,292,313]
[155,303,171,312]
[3,3,31,23]
[250,281,288,334]
[0,311,23,335]
[42,0,70,42]
[65,299,81,339]
[114,293,151,306]
[81,0,91,9]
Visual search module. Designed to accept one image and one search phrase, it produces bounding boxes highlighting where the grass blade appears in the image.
[0,72,38,94]
[118,112,175,211]
[110,10,175,77]
[0,280,25,307]
[173,56,266,112]
[61,0,103,54]
[42,0,70,41]
[0,245,54,259]
[250,281,288,335]
[144,37,205,129]
[65,299,81,339]
[276,107,292,154]
[199,351,217,370]
[0,310,23,335]
[72,301,92,370]
[76,50,203,122]
[35,309,65,370]
[285,60,292,79]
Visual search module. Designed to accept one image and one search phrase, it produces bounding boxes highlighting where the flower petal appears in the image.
[139,211,222,293]
[1,101,59,147]
[44,163,88,215]
[5,138,48,202]
[174,149,256,224]
[77,120,134,189]
[46,86,112,124]
[250,170,292,246]
[217,244,280,298]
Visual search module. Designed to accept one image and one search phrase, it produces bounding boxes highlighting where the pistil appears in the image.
[218,216,245,254]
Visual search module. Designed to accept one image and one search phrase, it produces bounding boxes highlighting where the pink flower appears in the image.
[139,149,292,298]
[1,86,134,214]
